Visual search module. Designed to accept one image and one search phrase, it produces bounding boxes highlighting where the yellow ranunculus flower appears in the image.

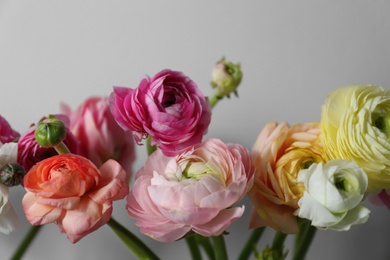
[321,85,390,191]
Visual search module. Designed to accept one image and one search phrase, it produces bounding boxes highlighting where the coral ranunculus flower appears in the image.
[61,96,135,180]
[248,122,328,234]
[321,85,390,192]
[22,154,129,243]
[127,138,254,242]
[109,69,212,156]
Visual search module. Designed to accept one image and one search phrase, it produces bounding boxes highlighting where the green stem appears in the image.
[185,235,202,260]
[211,235,228,260]
[107,217,159,260]
[271,231,288,252]
[195,235,215,260]
[238,227,266,260]
[293,220,317,260]
[53,141,70,154]
[146,136,157,155]
[11,225,42,260]
[209,93,223,108]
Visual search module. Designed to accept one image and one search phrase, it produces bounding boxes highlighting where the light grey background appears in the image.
[1,1,390,259]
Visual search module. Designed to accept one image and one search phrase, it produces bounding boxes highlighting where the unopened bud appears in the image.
[211,57,243,98]
[34,115,66,148]
[255,246,287,260]
[0,163,25,187]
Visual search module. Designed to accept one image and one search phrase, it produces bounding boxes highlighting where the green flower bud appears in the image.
[0,163,26,187]
[34,115,66,148]
[211,57,243,98]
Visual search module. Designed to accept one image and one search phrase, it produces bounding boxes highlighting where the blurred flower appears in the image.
[296,160,370,230]
[0,141,19,234]
[321,85,390,192]
[0,163,25,187]
[0,115,20,143]
[248,122,328,234]
[17,115,80,172]
[127,138,254,242]
[211,57,243,98]
[22,154,128,243]
[109,69,211,156]
[61,96,135,179]
[0,183,19,234]
[368,189,390,209]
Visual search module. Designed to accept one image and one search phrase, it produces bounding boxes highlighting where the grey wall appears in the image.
[1,1,390,259]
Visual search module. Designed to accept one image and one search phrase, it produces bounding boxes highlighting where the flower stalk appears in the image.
[293,219,317,260]
[107,217,159,260]
[185,235,203,260]
[238,227,266,260]
[11,225,42,260]
[211,235,228,260]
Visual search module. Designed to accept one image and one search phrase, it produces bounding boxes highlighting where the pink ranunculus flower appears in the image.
[109,69,212,156]
[127,138,254,242]
[22,153,129,243]
[61,96,135,179]
[0,115,20,143]
[17,115,81,172]
[248,122,328,234]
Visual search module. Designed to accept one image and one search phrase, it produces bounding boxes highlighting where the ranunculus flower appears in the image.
[109,69,211,156]
[368,189,390,209]
[22,154,128,243]
[295,160,370,231]
[0,141,19,234]
[321,85,390,192]
[17,115,81,172]
[0,115,19,143]
[61,96,135,179]
[127,138,254,242]
[248,122,328,234]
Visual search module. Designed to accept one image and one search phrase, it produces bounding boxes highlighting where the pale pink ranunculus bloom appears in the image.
[248,122,328,234]
[17,115,81,172]
[61,96,135,180]
[0,115,19,143]
[127,138,254,242]
[22,154,129,243]
[109,69,212,156]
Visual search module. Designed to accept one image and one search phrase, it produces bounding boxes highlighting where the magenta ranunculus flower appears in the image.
[0,115,19,143]
[109,69,212,156]
[127,138,254,242]
[61,96,135,179]
[17,115,81,172]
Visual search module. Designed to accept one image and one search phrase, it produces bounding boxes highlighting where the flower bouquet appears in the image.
[1,57,390,259]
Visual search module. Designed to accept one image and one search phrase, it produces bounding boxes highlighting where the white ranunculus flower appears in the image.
[295,160,370,231]
[0,142,19,234]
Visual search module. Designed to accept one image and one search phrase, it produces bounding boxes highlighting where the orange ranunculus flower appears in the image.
[248,122,328,234]
[22,154,129,243]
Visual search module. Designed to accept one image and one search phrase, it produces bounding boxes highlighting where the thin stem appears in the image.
[271,231,288,252]
[53,141,70,154]
[107,217,159,260]
[238,227,266,260]
[195,235,215,260]
[185,235,202,260]
[293,220,317,260]
[211,235,228,260]
[146,136,157,155]
[209,93,223,108]
[11,225,42,260]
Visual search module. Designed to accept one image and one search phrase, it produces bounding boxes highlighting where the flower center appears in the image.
[182,161,209,180]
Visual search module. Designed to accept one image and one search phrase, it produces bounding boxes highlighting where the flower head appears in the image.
[61,96,135,179]
[109,69,211,156]
[0,115,19,143]
[22,153,129,243]
[211,57,243,98]
[17,115,80,172]
[321,85,390,192]
[127,138,254,242]
[248,122,328,234]
[295,160,370,231]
